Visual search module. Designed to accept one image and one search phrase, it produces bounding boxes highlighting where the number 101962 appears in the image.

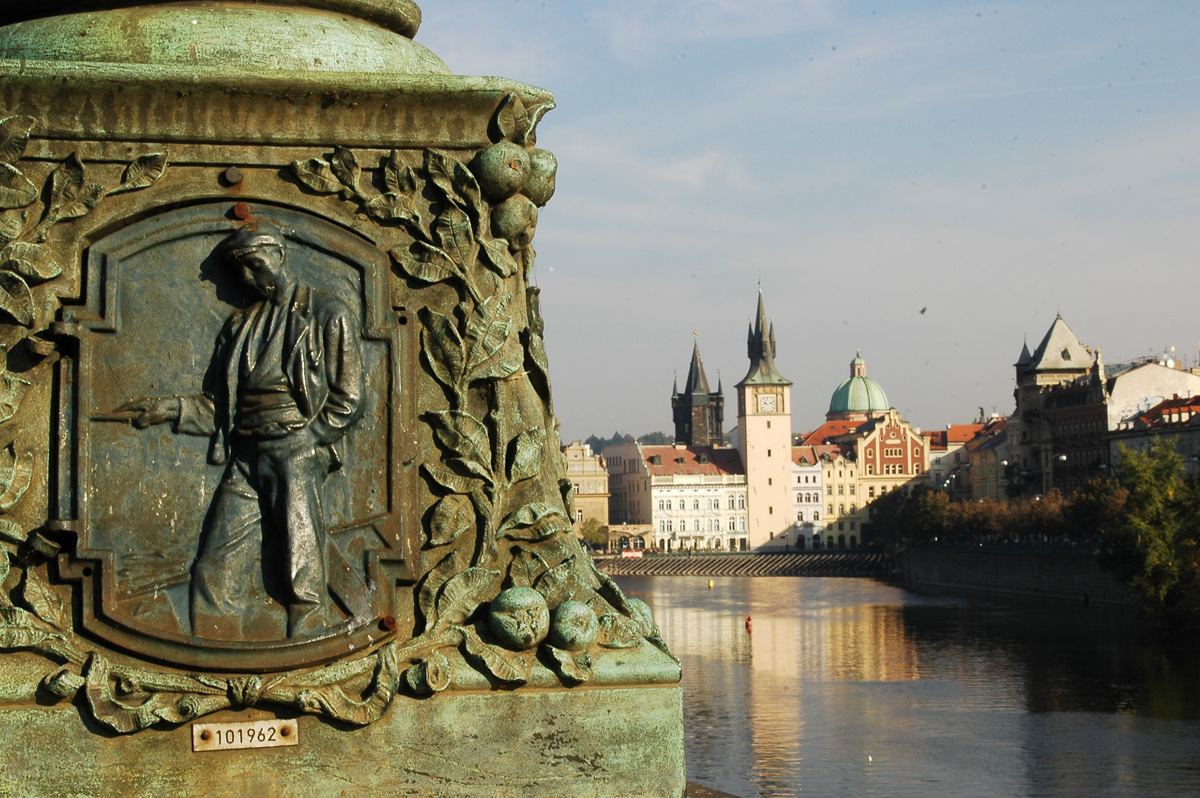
[192,719,299,752]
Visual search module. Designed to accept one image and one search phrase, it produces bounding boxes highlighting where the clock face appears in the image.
[758,393,777,413]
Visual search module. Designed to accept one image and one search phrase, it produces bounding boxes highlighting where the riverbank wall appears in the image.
[597,551,883,578]
[893,544,1133,608]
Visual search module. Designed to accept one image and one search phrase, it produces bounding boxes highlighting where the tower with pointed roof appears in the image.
[672,340,725,447]
[735,290,794,550]
[1013,314,1092,495]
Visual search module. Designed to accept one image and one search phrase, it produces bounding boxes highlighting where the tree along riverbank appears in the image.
[873,439,1200,634]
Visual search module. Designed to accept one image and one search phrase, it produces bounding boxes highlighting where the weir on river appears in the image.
[597,551,884,578]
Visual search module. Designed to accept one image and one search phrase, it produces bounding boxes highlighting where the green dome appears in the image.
[828,352,888,415]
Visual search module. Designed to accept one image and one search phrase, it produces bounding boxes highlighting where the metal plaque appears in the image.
[192,719,299,752]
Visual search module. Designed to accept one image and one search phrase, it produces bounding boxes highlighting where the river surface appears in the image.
[612,575,1200,798]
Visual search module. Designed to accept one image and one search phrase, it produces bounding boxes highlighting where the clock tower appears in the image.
[736,290,794,550]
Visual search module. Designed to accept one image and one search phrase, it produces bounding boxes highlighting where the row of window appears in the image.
[658,518,748,532]
[866,464,923,475]
[657,497,745,511]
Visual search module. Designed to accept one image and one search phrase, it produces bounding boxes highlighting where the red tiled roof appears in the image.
[1135,395,1200,427]
[947,424,986,443]
[793,444,850,465]
[798,420,862,445]
[642,446,744,476]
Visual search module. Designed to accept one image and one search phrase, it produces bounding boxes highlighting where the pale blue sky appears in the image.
[419,1,1200,443]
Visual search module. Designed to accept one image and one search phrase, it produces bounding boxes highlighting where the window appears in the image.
[849,485,855,495]
[850,504,856,514]
[837,486,844,495]
[738,496,746,509]
[768,449,772,457]
[658,500,664,510]
[577,510,583,522]
[693,499,700,510]
[728,497,735,509]
[768,478,773,486]
[693,520,700,532]
[869,486,876,498]
[658,520,666,532]
[838,504,845,514]
[827,486,833,496]
[867,465,873,475]
[665,500,671,510]
[813,511,820,521]
[827,504,833,514]
[666,521,672,532]
[728,519,735,531]
[769,506,774,515]
[738,517,746,531]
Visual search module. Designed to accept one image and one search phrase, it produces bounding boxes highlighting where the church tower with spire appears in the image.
[672,339,725,447]
[735,290,794,550]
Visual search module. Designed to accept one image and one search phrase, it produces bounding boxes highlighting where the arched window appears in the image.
[827,504,833,514]
[838,504,845,514]
[665,500,672,510]
[813,511,820,521]
[728,497,735,509]
[658,520,665,532]
[666,521,672,532]
[738,517,746,531]
[658,500,664,510]
[738,496,746,509]
[728,518,735,531]
[850,504,856,514]
[693,499,700,510]
[693,519,700,532]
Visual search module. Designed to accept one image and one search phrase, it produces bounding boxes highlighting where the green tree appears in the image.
[1100,440,1200,631]
[577,517,607,549]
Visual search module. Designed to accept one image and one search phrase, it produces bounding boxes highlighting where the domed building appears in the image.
[827,352,889,421]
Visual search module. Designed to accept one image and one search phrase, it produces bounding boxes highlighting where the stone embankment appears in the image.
[597,551,883,578]
[894,543,1133,607]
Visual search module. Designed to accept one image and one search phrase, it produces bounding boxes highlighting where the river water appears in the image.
[613,575,1200,798]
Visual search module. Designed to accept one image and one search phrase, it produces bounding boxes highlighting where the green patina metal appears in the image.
[0,3,685,794]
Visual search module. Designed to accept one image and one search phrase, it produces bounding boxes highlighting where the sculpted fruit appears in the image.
[548,601,599,652]
[472,141,530,202]
[491,194,538,250]
[522,148,557,207]
[488,587,549,650]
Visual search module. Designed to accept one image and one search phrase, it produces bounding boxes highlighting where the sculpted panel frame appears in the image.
[47,203,418,670]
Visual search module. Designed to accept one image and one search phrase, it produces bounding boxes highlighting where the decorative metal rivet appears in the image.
[232,202,252,220]
[223,166,243,185]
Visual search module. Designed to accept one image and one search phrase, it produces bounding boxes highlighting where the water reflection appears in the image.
[616,576,1200,798]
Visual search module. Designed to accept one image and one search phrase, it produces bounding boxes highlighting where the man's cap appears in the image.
[225,224,286,259]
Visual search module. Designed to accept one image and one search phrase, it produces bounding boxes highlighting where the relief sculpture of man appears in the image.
[120,224,366,639]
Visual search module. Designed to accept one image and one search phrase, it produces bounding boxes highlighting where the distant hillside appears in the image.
[584,431,672,451]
